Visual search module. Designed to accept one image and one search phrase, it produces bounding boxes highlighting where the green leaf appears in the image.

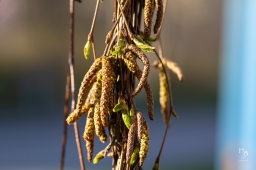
[130,108,135,117]
[83,41,91,60]
[133,37,155,52]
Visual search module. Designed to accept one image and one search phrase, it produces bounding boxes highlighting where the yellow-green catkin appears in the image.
[83,107,95,162]
[135,68,154,120]
[130,147,139,166]
[94,102,107,143]
[76,57,102,118]
[153,0,163,34]
[126,122,137,164]
[127,44,150,97]
[136,110,145,139]
[123,50,138,73]
[66,103,93,124]
[158,64,169,125]
[139,120,150,166]
[144,0,155,39]
[100,56,116,126]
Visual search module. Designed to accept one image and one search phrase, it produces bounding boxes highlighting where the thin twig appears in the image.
[69,0,86,170]
[88,0,100,60]
[60,71,71,170]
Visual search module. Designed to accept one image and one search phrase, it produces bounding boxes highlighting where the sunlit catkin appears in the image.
[76,57,102,116]
[126,122,137,164]
[66,103,93,124]
[94,102,107,143]
[139,120,149,166]
[127,44,150,97]
[83,107,95,162]
[136,110,145,139]
[144,0,154,39]
[135,68,154,120]
[153,0,164,34]
[100,56,116,126]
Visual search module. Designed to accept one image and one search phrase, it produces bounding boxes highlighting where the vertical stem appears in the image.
[69,0,86,170]
[60,72,71,170]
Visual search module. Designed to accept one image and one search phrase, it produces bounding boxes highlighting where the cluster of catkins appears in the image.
[66,0,183,168]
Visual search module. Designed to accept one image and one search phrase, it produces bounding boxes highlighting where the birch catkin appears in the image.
[139,120,150,166]
[126,122,137,164]
[144,0,154,39]
[127,44,150,97]
[100,56,116,126]
[153,0,164,34]
[76,57,102,116]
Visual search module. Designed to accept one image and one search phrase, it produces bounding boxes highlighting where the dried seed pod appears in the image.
[100,56,116,126]
[94,102,107,143]
[162,58,184,82]
[139,120,150,166]
[153,0,164,34]
[83,107,95,162]
[136,110,145,139]
[66,103,93,124]
[126,122,137,164]
[144,0,155,39]
[127,44,150,97]
[76,57,102,117]
[135,67,154,120]
[123,50,138,73]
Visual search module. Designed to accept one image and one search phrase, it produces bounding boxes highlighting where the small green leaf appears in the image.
[83,41,91,60]
[113,99,128,112]
[152,163,159,170]
[132,37,155,52]
[130,147,139,166]
[93,151,104,164]
[130,108,135,117]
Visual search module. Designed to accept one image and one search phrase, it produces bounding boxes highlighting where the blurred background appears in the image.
[0,0,220,169]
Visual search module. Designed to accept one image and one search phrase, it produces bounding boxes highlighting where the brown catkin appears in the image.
[144,0,154,39]
[139,120,149,166]
[135,68,154,120]
[76,57,102,117]
[94,102,107,143]
[83,107,95,162]
[127,44,150,97]
[153,0,164,34]
[136,110,145,139]
[126,122,137,164]
[100,56,116,126]
[66,103,93,124]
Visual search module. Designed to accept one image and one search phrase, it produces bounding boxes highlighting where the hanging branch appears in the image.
[67,0,86,170]
[60,71,71,170]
